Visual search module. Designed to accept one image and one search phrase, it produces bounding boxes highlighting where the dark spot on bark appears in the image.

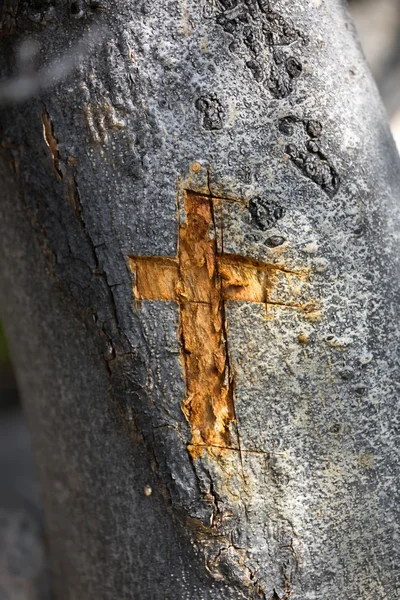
[265,235,285,248]
[273,206,285,220]
[216,13,238,35]
[219,0,239,9]
[273,48,285,65]
[330,423,342,434]
[339,367,354,381]
[286,143,298,158]
[268,64,293,98]
[69,0,84,17]
[213,0,304,98]
[141,2,151,15]
[306,120,323,138]
[89,1,103,10]
[244,0,260,20]
[244,231,264,243]
[257,0,271,13]
[286,57,302,78]
[246,60,264,82]
[22,0,52,9]
[353,224,365,236]
[243,25,262,55]
[279,122,340,196]
[307,140,320,154]
[279,116,297,136]
[249,197,286,231]
[263,11,303,47]
[18,0,55,23]
[195,95,226,130]
[354,385,368,396]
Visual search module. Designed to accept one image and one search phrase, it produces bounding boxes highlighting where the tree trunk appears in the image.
[0,1,399,598]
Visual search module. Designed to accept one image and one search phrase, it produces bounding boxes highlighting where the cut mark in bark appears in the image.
[129,191,311,458]
[41,108,62,180]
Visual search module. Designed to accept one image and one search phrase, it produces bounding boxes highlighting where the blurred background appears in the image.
[1,0,400,596]
[351,0,400,148]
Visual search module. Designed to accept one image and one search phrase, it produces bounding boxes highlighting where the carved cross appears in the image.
[129,192,276,456]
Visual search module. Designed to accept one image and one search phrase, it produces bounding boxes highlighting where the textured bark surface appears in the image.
[0,1,399,598]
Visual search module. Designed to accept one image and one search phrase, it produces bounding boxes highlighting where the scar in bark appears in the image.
[129,192,311,458]
[41,108,63,180]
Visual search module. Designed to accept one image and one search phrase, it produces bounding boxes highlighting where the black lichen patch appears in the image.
[279,116,340,196]
[249,197,286,231]
[306,119,323,139]
[195,95,226,131]
[69,0,85,18]
[15,0,55,25]
[265,235,285,248]
[214,0,307,98]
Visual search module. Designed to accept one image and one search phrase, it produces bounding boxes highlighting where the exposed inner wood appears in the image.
[219,257,267,302]
[129,256,178,301]
[129,191,307,457]
[178,193,234,457]
[41,108,62,180]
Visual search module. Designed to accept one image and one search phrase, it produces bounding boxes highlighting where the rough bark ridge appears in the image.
[0,1,399,599]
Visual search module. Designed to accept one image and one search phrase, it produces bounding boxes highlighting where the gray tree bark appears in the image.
[0,1,399,599]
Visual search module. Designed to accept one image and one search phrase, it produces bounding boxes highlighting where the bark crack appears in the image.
[41,106,62,180]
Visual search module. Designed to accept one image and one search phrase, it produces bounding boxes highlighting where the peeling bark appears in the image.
[0,1,399,599]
